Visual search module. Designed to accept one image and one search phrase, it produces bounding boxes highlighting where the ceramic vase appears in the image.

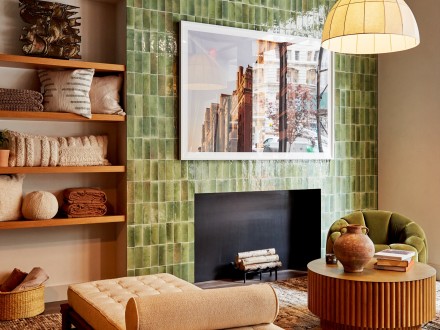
[0,149,9,167]
[333,224,374,272]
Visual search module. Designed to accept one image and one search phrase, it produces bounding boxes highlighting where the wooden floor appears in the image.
[44,269,306,314]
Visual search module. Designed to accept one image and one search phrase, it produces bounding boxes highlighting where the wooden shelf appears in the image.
[0,110,125,122]
[0,166,125,174]
[0,53,125,72]
[0,215,125,230]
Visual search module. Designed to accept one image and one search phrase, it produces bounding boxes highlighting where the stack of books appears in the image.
[374,249,415,272]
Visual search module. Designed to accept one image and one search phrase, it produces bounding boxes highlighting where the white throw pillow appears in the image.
[0,174,24,221]
[58,135,110,166]
[38,69,95,118]
[90,75,125,115]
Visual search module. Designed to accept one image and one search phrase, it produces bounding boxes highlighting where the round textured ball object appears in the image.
[22,191,59,220]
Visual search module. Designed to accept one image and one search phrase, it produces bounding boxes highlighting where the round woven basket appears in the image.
[0,285,44,320]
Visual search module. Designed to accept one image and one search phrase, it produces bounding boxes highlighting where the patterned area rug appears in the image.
[1,277,439,329]
[271,276,440,330]
[0,313,61,330]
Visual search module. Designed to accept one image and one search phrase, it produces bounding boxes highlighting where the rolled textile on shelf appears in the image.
[238,261,282,271]
[63,188,107,204]
[237,248,276,259]
[61,203,107,218]
[240,254,280,266]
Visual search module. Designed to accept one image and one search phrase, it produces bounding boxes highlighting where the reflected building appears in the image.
[199,43,325,153]
[233,65,253,152]
[201,103,218,152]
[200,66,253,152]
[252,43,321,150]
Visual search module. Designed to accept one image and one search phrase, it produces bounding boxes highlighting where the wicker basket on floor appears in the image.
[0,285,45,320]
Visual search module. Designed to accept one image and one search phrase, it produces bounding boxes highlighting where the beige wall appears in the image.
[378,0,440,275]
[0,0,125,302]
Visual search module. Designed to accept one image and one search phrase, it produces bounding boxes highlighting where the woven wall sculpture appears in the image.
[19,0,81,59]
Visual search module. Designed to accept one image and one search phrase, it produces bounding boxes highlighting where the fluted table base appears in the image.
[308,259,436,330]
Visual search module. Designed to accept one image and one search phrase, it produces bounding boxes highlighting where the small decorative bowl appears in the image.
[325,253,338,264]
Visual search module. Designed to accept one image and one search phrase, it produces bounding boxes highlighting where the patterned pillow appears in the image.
[38,69,95,118]
[8,130,59,167]
[90,75,125,115]
[7,130,109,167]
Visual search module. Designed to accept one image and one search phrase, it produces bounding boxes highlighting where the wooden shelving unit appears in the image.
[0,110,125,122]
[0,53,125,72]
[0,215,125,230]
[0,54,127,230]
[0,166,125,174]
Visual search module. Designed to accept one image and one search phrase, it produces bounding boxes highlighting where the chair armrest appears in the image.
[393,222,428,263]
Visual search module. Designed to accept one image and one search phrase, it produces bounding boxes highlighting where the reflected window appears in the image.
[287,68,298,83]
[306,69,317,85]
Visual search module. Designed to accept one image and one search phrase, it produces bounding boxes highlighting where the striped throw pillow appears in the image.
[38,69,95,118]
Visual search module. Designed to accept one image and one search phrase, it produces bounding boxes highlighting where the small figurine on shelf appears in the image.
[0,129,10,167]
[18,0,81,59]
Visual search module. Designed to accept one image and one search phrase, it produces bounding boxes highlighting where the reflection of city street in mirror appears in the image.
[180,21,333,160]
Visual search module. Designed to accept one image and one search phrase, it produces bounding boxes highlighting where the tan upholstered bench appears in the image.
[61,273,282,330]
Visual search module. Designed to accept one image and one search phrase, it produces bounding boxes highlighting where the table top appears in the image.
[308,258,436,282]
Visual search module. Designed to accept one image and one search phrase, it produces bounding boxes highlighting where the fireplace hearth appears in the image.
[194,189,321,282]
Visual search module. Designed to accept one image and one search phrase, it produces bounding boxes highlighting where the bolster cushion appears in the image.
[125,284,279,330]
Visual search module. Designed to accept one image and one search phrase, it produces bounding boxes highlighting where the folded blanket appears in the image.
[0,88,44,103]
[62,203,107,218]
[0,102,44,112]
[63,188,107,204]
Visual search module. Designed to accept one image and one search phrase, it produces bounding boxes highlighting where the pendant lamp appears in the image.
[321,0,420,54]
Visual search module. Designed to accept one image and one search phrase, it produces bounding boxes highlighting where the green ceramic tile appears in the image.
[126,0,378,277]
[134,203,143,224]
[158,181,166,202]
[173,243,182,263]
[159,223,167,244]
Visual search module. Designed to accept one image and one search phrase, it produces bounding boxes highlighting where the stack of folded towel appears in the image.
[0,88,44,112]
[61,187,107,218]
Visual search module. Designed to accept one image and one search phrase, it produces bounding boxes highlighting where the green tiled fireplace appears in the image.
[125,0,378,281]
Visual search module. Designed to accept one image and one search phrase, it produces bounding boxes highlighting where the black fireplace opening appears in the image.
[194,189,321,282]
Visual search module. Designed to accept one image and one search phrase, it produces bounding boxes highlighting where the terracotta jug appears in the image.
[333,224,374,273]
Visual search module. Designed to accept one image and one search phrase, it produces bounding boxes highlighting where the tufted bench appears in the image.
[61,273,282,330]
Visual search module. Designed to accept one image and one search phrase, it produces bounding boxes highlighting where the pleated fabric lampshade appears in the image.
[321,0,420,54]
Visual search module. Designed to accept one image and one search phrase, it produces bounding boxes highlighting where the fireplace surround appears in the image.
[194,189,321,282]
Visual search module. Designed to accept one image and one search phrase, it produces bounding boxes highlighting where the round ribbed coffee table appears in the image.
[307,258,436,330]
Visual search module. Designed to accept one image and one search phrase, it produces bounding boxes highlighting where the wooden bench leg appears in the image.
[60,303,73,330]
[60,303,94,330]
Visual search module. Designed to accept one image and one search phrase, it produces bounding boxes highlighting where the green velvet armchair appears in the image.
[326,210,428,263]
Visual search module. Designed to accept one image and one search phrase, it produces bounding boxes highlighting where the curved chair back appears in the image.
[326,210,428,263]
